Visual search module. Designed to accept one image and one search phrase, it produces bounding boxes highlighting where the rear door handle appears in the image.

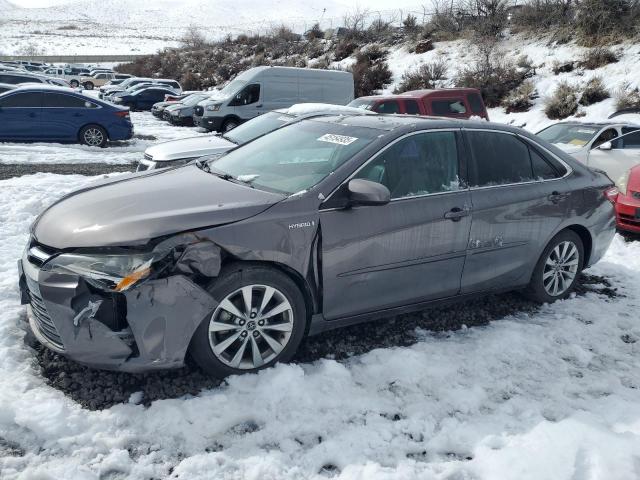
[548,191,567,204]
[444,206,470,221]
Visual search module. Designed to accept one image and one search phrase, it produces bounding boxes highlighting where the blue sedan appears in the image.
[0,85,133,147]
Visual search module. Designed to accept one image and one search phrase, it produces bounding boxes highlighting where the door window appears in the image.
[42,93,95,108]
[0,92,42,107]
[621,127,640,148]
[373,100,400,114]
[467,131,534,186]
[530,147,561,180]
[593,128,619,148]
[432,99,467,116]
[355,131,460,199]
[404,99,420,114]
[230,84,260,106]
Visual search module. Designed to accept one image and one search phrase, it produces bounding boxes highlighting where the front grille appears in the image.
[194,105,204,116]
[619,213,640,226]
[136,162,150,172]
[144,153,153,161]
[26,277,65,351]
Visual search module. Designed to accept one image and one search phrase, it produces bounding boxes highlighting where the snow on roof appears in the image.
[284,103,377,116]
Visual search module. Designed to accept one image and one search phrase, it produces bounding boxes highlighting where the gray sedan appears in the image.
[19,115,615,378]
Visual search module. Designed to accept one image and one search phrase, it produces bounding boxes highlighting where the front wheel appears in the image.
[526,230,584,303]
[190,265,307,378]
[70,79,79,88]
[79,125,107,147]
[83,81,94,90]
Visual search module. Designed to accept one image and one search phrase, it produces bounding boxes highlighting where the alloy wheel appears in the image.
[83,128,104,146]
[208,284,294,369]
[543,240,579,296]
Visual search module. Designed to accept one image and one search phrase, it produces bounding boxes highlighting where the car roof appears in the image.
[356,88,481,102]
[5,84,82,94]
[307,113,506,132]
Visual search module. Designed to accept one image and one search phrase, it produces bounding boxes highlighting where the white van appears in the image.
[193,66,354,132]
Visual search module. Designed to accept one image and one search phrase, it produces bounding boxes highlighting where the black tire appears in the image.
[70,79,79,88]
[221,118,239,132]
[83,81,94,90]
[79,124,108,147]
[526,230,584,303]
[190,265,307,378]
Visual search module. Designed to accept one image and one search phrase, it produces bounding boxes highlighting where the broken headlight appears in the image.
[42,253,155,292]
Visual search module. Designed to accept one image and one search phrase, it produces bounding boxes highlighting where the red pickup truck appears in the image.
[348,88,489,120]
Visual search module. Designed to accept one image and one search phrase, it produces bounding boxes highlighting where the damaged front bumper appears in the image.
[18,237,221,372]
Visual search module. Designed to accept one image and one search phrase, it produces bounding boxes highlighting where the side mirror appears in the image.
[597,141,612,150]
[347,178,390,207]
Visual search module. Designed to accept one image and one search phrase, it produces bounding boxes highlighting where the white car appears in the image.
[537,122,640,185]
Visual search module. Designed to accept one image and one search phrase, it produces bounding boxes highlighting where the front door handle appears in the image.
[444,206,470,222]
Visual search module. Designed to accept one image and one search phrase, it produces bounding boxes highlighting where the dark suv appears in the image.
[19,116,615,377]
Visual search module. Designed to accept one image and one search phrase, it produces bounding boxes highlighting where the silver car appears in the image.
[537,122,640,186]
[138,104,376,171]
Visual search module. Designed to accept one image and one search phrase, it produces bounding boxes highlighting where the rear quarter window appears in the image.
[467,93,485,114]
[432,99,467,116]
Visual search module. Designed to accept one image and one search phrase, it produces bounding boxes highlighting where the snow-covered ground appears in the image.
[1,173,640,479]
[0,109,208,165]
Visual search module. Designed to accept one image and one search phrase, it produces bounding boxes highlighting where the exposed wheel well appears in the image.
[218,260,316,328]
[564,225,593,267]
[222,116,241,129]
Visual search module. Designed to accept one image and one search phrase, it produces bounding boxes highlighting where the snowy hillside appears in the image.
[373,35,640,132]
[0,0,424,55]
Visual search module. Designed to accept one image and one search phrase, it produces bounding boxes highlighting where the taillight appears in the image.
[604,186,619,204]
[114,110,130,119]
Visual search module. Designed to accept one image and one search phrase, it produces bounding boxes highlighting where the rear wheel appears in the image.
[83,81,94,90]
[79,125,107,147]
[526,230,584,303]
[190,265,307,378]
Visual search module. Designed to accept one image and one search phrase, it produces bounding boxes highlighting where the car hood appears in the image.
[33,165,285,248]
[145,135,236,162]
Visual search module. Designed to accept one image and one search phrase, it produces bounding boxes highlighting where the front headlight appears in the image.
[617,169,631,195]
[206,103,221,111]
[113,97,122,103]
[42,253,154,292]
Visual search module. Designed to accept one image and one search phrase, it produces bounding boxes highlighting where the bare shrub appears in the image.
[502,80,537,113]
[350,45,393,97]
[17,43,44,56]
[510,0,574,31]
[342,7,369,40]
[614,83,640,110]
[579,76,610,105]
[551,60,575,74]
[181,25,208,50]
[305,23,324,40]
[575,0,639,44]
[578,47,619,69]
[334,40,358,61]
[394,59,448,93]
[57,24,80,30]
[544,81,580,119]
[455,42,531,107]
[403,13,420,38]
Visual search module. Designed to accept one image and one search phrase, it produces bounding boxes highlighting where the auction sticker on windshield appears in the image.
[317,134,359,145]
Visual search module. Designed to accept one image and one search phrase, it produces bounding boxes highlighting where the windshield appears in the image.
[224,111,295,145]
[347,98,375,110]
[182,94,207,106]
[537,124,599,147]
[213,79,247,99]
[208,120,379,194]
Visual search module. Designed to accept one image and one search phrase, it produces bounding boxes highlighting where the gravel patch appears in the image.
[0,163,133,180]
[29,273,617,410]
